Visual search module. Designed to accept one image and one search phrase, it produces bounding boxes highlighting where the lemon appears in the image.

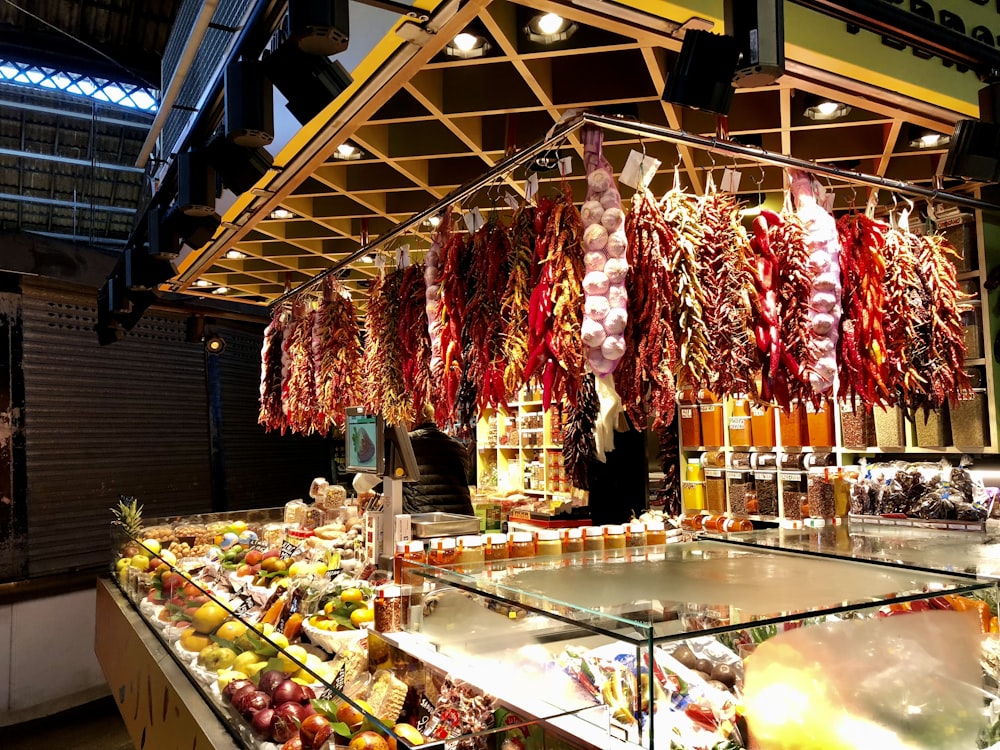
[340,587,364,603]
[141,539,161,555]
[350,606,374,628]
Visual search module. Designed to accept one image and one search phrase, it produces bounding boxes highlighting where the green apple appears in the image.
[197,644,237,671]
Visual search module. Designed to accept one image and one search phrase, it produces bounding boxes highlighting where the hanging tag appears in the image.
[619,150,660,189]
[558,155,573,176]
[503,191,520,211]
[463,207,484,233]
[720,167,742,193]
[374,254,386,277]
[822,191,836,212]
[525,173,539,202]
[400,243,410,267]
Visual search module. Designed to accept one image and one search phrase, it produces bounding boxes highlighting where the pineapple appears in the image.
[111,495,144,557]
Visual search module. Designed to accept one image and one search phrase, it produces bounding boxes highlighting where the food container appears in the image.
[410,512,480,539]
[374,585,405,633]
[778,452,806,470]
[699,392,725,448]
[778,403,806,446]
[730,452,752,469]
[704,469,726,514]
[873,405,905,448]
[679,389,702,447]
[805,399,835,447]
[645,521,667,545]
[839,400,874,449]
[701,451,726,468]
[626,522,646,548]
[951,394,989,448]
[455,535,485,569]
[484,533,509,561]
[727,470,752,516]
[780,471,807,521]
[682,481,707,512]
[604,525,627,557]
[728,396,753,447]
[685,459,704,482]
[394,540,425,584]
[833,469,853,517]
[939,214,977,271]
[805,451,835,467]
[535,529,563,557]
[915,409,950,448]
[754,472,779,517]
[508,531,535,561]
[752,452,777,469]
[807,468,836,519]
[428,537,457,567]
[961,305,983,359]
[750,403,776,447]
[561,527,584,553]
[583,526,605,553]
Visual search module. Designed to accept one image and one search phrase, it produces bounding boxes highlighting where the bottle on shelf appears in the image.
[698,390,725,448]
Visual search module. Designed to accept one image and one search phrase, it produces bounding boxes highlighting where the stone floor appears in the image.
[4,695,134,750]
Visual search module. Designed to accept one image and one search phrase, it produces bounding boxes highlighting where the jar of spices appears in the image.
[754,472,779,517]
[583,526,605,554]
[778,403,806,447]
[705,469,726,514]
[604,525,627,556]
[728,396,753,447]
[805,399,835,447]
[562,527,584,553]
[721,518,753,533]
[682,481,707,513]
[374,585,405,633]
[727,470,752,516]
[679,388,702,447]
[626,521,647,548]
[508,531,535,562]
[455,535,485,570]
[807,468,836,519]
[484,532,509,562]
[399,540,426,585]
[780,471,807,521]
[428,537,457,567]
[699,391,725,448]
[702,514,726,532]
[535,529,563,557]
[645,520,667,545]
[750,402,776,447]
[681,515,706,531]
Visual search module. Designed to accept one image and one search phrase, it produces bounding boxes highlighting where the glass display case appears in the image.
[105,509,1000,750]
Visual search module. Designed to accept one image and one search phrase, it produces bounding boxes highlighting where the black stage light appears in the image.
[124,246,176,291]
[165,205,222,250]
[263,42,353,125]
[725,0,784,88]
[205,334,226,354]
[148,205,180,260]
[176,148,216,217]
[288,0,349,56]
[225,58,274,148]
[206,132,274,195]
[663,30,739,115]
[943,119,1000,183]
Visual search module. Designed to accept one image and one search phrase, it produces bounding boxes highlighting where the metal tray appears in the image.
[410,512,480,538]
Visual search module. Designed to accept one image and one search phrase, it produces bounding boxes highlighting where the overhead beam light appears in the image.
[225,249,248,260]
[446,32,490,59]
[270,207,295,220]
[194,279,214,287]
[212,286,230,295]
[804,100,851,121]
[525,13,577,44]
[361,254,374,263]
[333,142,363,160]
[909,128,950,148]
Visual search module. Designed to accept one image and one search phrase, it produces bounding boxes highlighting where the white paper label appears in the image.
[720,167,742,193]
[504,191,520,211]
[374,254,386,277]
[619,150,660,189]
[463,207,484,233]
[559,155,573,176]
[525,173,539,202]
[397,243,410,268]
[822,191,836,212]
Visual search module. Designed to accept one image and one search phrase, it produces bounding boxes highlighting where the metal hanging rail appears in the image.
[272,111,1000,308]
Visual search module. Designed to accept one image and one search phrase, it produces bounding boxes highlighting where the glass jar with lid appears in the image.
[508,531,535,565]
[484,532,509,562]
[561,527,584,553]
[645,520,667,545]
[626,521,647,548]
[583,526,604,555]
[604,524,627,557]
[535,529,563,557]
[455,535,485,570]
[428,537,457,567]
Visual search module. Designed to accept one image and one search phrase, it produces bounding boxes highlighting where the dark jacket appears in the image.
[403,422,475,516]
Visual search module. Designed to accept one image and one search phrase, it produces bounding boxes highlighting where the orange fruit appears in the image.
[340,587,364,603]
[350,606,374,628]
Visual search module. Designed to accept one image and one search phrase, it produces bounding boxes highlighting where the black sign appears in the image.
[280,541,297,560]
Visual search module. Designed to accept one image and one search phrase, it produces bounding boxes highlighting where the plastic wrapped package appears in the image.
[743,611,984,749]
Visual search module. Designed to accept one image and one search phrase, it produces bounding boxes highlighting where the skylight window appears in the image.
[0,58,158,112]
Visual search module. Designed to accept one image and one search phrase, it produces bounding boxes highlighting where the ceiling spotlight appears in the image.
[804,100,851,121]
[205,334,226,355]
[212,286,230,295]
[529,148,562,173]
[425,215,441,228]
[194,279,213,287]
[361,254,374,264]
[334,142,363,160]
[910,128,950,148]
[525,13,578,43]
[224,250,248,260]
[446,32,490,59]
[269,207,295,220]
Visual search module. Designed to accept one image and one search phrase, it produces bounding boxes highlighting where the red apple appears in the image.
[246,549,263,566]
[262,548,281,560]
[272,679,308,707]
[271,701,309,743]
[236,690,271,719]
[281,737,303,750]
[250,707,276,740]
[226,681,256,705]
[258,669,287,697]
[349,730,389,750]
[299,714,332,749]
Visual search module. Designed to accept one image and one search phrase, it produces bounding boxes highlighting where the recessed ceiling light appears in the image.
[224,250,247,260]
[212,286,229,295]
[333,142,363,160]
[269,207,294,220]
[194,279,213,287]
[446,32,489,59]
[804,100,851,121]
[911,132,950,148]
[525,13,577,43]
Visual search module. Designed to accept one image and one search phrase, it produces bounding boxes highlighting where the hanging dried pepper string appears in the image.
[435,232,471,424]
[563,373,598,491]
[283,297,321,434]
[259,306,287,433]
[312,276,363,431]
[837,213,891,407]
[501,204,536,396]
[882,225,927,407]
[363,269,413,426]
[696,191,757,396]
[660,188,710,391]
[397,263,433,417]
[617,188,678,429]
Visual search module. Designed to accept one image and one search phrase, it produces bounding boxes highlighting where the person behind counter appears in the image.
[353,404,475,516]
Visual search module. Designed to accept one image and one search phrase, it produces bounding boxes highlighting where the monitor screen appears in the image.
[345,406,383,475]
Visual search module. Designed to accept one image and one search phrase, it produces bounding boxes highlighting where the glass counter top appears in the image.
[407,540,990,644]
[712,524,1000,579]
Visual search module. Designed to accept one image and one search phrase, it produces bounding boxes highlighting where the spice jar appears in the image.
[685,459,704,482]
[284,499,307,526]
[721,518,753,533]
[509,531,535,561]
[699,391,725,448]
[705,469,726,514]
[750,402,776,447]
[645,520,667,545]
[778,403,806,446]
[754,472,779,517]
[744,488,759,515]
[727,471,752,516]
[702,514,727,532]
[455,535,485,570]
[839,400,873,449]
[805,399,835,447]
[374,585,405,633]
[484,532,509,562]
[780,471,806,521]
[834,469,854,517]
[583,526,605,554]
[604,525,627,556]
[626,522,647,548]
[682,481,707,513]
[679,388,702,447]
[681,515,705,531]
[728,396,753,447]
[535,529,563,557]
[807,468,836,519]
[561,527,584,553]
[428,537,457,567]
[394,540,426,585]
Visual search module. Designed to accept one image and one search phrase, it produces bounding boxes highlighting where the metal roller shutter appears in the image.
[21,283,212,576]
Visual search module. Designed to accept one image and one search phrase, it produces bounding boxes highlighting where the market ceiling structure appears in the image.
[0,0,180,250]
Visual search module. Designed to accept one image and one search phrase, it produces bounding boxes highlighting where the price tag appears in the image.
[280,540,298,559]
[249,539,268,552]
[525,173,539,202]
[720,167,742,193]
[397,243,411,268]
[558,155,573,176]
[822,191,836,212]
[318,687,337,701]
[619,149,660,189]
[374,254,386,277]
[231,595,253,618]
[463,207,484,233]
[503,191,520,211]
